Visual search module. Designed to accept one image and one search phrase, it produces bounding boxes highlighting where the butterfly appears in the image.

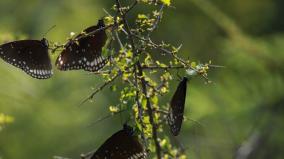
[55,19,108,72]
[0,38,53,79]
[90,124,146,159]
[167,77,188,136]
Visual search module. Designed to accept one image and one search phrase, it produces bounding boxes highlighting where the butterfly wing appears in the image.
[91,127,146,159]
[56,20,108,72]
[168,77,188,136]
[0,39,52,79]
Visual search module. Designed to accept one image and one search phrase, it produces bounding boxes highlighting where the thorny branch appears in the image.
[113,19,148,147]
[131,34,210,82]
[116,0,162,158]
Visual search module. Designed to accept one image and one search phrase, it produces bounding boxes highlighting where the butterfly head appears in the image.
[97,18,105,28]
[41,38,49,48]
[123,124,134,136]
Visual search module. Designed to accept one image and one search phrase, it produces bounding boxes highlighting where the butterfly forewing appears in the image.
[91,125,146,159]
[56,19,108,72]
[0,39,52,79]
[168,77,188,136]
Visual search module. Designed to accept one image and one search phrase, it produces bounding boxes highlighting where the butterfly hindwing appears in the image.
[0,38,52,79]
[91,125,146,159]
[168,77,188,136]
[56,19,108,72]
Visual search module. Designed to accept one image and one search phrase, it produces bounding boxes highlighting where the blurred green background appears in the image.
[0,0,283,159]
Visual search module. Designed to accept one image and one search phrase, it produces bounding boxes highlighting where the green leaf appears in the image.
[110,85,117,92]
[161,0,171,6]
[151,95,158,105]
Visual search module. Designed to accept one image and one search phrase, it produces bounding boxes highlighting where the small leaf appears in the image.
[161,0,171,6]
[109,106,119,113]
[138,14,148,19]
[151,96,158,105]
[191,61,197,68]
[160,139,167,147]
[110,85,117,92]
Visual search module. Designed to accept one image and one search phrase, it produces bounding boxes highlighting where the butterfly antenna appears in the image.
[185,117,204,128]
[43,25,56,38]
[209,64,226,68]
[103,8,112,17]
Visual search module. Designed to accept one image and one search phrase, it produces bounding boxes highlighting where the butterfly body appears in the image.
[168,77,188,136]
[0,38,52,79]
[91,125,146,159]
[56,19,108,72]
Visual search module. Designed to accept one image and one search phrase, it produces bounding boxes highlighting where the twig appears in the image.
[156,109,204,127]
[148,4,164,36]
[142,65,185,70]
[87,70,112,75]
[76,25,114,41]
[51,24,115,53]
[134,66,148,146]
[114,31,124,49]
[116,0,136,51]
[50,44,64,53]
[125,0,138,15]
[79,72,121,106]
[87,109,127,127]
[113,13,148,147]
[131,34,210,82]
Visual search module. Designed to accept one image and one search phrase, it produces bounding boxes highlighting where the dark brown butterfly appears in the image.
[0,38,52,79]
[91,124,146,159]
[55,19,108,72]
[167,77,188,136]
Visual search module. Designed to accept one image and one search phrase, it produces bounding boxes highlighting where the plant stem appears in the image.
[115,0,162,158]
